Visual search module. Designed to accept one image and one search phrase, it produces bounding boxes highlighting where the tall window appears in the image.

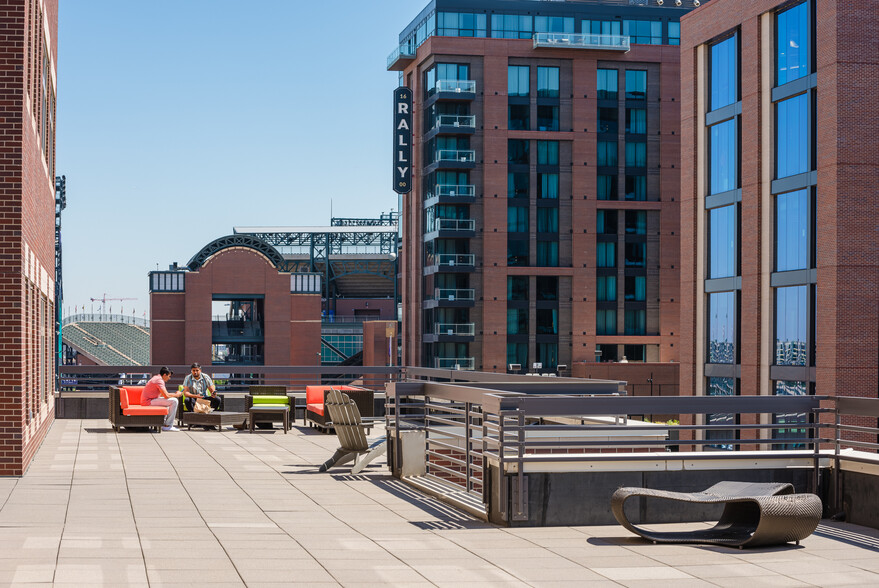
[509,104,530,130]
[537,66,559,97]
[597,242,616,268]
[584,19,621,38]
[508,276,528,300]
[775,189,808,271]
[708,205,736,278]
[508,206,528,233]
[597,210,617,234]
[625,71,647,100]
[597,309,617,335]
[709,34,737,111]
[625,211,646,234]
[537,309,558,335]
[437,12,487,37]
[508,65,529,97]
[773,380,809,449]
[538,174,558,199]
[625,276,646,301]
[709,118,737,194]
[623,20,662,45]
[597,175,617,200]
[535,16,573,33]
[706,377,736,450]
[492,14,533,39]
[537,141,559,165]
[536,241,558,267]
[625,242,646,267]
[508,172,528,198]
[597,141,617,167]
[625,142,646,167]
[598,108,618,134]
[507,308,528,334]
[597,69,618,100]
[777,2,809,85]
[708,292,735,364]
[776,93,808,178]
[668,22,680,45]
[775,286,808,366]
[537,208,558,233]
[508,139,529,165]
[625,108,646,134]
[624,175,646,201]
[597,276,617,301]
[624,309,646,335]
[537,105,559,131]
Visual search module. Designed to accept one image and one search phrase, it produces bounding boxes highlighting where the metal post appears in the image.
[464,401,471,493]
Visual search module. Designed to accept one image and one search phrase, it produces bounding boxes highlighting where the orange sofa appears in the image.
[305,385,373,430]
[109,386,170,432]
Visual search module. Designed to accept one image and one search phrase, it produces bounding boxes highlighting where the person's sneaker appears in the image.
[162,426,180,432]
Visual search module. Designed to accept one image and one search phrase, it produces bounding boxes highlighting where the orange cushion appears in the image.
[306,403,325,416]
[120,386,146,407]
[119,388,130,410]
[122,406,168,416]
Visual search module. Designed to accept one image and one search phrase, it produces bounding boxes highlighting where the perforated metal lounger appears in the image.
[318,388,386,474]
[611,481,822,547]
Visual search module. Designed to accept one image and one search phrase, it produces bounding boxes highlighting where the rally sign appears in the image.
[393,87,412,194]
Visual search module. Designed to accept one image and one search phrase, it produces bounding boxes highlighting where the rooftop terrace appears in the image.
[7,418,879,586]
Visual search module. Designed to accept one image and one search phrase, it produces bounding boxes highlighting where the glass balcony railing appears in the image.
[434,115,476,131]
[435,79,476,94]
[434,184,475,198]
[434,218,475,232]
[435,150,475,163]
[533,32,630,51]
[435,357,475,370]
[435,288,475,302]
[435,323,476,337]
[387,45,416,70]
[437,253,475,267]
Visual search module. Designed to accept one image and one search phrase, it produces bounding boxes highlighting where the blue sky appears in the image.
[57,0,414,317]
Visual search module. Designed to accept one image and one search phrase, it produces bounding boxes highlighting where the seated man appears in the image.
[142,367,183,432]
[182,363,222,412]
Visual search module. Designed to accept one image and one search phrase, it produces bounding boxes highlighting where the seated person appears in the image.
[182,363,222,412]
[142,367,183,432]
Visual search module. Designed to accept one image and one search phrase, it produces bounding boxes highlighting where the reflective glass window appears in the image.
[508,65,529,97]
[625,242,646,267]
[537,276,558,300]
[508,104,529,130]
[709,118,737,194]
[507,342,528,366]
[508,139,529,164]
[597,241,616,268]
[538,173,558,199]
[508,172,528,198]
[507,238,529,266]
[508,276,528,300]
[492,14,533,39]
[773,380,809,449]
[596,309,617,335]
[624,309,646,335]
[597,174,618,200]
[537,105,558,131]
[624,175,646,201]
[537,140,559,164]
[597,69,618,100]
[776,189,808,271]
[583,19,621,38]
[597,209,617,234]
[668,22,680,45]
[625,70,647,100]
[775,285,808,366]
[625,276,646,301]
[777,2,809,85]
[537,343,558,370]
[598,108,618,134]
[623,20,662,44]
[537,309,558,335]
[537,67,559,97]
[537,207,558,233]
[625,211,646,234]
[597,276,617,301]
[598,141,618,167]
[537,240,558,267]
[507,308,528,334]
[626,108,646,134]
[708,205,736,278]
[708,291,735,363]
[507,206,528,233]
[625,142,646,167]
[776,93,808,178]
[710,34,737,110]
[535,16,573,33]
[437,12,486,37]
[706,377,736,450]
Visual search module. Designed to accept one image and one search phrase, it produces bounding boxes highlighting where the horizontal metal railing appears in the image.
[434,218,475,232]
[434,323,475,336]
[533,32,630,51]
[436,253,475,267]
[63,314,149,328]
[434,288,475,302]
[432,184,476,199]
[434,79,476,94]
[435,150,475,163]
[433,358,475,370]
[434,115,476,130]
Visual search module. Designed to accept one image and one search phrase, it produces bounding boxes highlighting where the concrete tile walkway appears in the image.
[3,419,878,586]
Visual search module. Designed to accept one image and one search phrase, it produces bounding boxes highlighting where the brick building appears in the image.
[0,0,58,475]
[679,0,878,446]
[389,0,699,372]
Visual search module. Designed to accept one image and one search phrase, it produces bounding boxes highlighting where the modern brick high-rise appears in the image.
[389,0,700,373]
[0,0,59,475]
[679,0,878,446]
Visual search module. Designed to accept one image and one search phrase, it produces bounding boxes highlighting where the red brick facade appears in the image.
[0,0,58,476]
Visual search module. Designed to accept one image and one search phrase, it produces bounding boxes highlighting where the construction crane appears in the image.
[90,294,136,314]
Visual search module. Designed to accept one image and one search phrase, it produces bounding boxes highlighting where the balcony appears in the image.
[424,184,476,207]
[435,323,475,337]
[533,32,630,52]
[425,218,476,241]
[426,150,476,174]
[387,45,416,71]
[423,288,475,309]
[426,79,476,104]
[424,253,475,275]
[433,114,476,134]
[434,357,475,370]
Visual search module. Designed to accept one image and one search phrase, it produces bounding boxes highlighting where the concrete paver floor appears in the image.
[3,419,878,587]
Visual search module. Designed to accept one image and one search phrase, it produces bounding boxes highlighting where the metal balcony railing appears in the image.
[435,150,475,163]
[434,357,475,370]
[435,184,475,198]
[434,115,476,131]
[435,288,475,302]
[434,218,475,232]
[533,32,630,51]
[437,253,475,267]
[435,79,476,94]
[434,323,476,337]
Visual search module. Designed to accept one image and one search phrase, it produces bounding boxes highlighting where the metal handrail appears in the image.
[434,218,475,232]
[62,314,149,327]
[434,115,476,130]
[436,253,475,267]
[436,184,475,198]
[434,323,475,336]
[435,79,476,93]
[434,288,475,301]
[435,149,475,163]
[533,32,630,51]
[434,358,475,370]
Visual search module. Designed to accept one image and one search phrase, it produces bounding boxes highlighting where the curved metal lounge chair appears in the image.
[319,388,386,475]
[611,481,822,547]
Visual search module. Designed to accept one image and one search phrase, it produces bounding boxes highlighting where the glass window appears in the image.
[537,66,559,98]
[597,69,618,100]
[706,377,736,450]
[437,63,469,81]
[668,22,680,45]
[626,108,646,134]
[598,108,618,134]
[535,16,573,33]
[492,14,533,39]
[508,139,529,165]
[708,291,736,364]
[709,118,737,194]
[773,380,809,449]
[537,309,559,335]
[596,343,617,361]
[507,238,529,267]
[507,308,528,334]
[537,207,558,233]
[625,242,646,267]
[624,345,646,362]
[777,2,809,85]
[625,276,646,301]
[625,211,646,234]
[597,276,617,301]
[598,141,618,167]
[597,209,617,234]
[537,141,559,165]
[624,175,646,201]
[624,309,646,335]
[584,19,621,41]
[775,285,808,366]
[508,206,528,233]
[623,20,662,44]
[536,105,559,131]
[509,104,530,130]
[598,174,618,200]
[537,240,558,267]
[597,309,617,335]
[625,70,647,100]
[508,172,529,198]
[537,342,558,370]
[776,93,808,179]
[597,242,616,267]
[625,142,646,167]
[708,205,736,278]
[507,342,528,366]
[538,173,558,199]
[537,276,558,300]
[776,189,808,271]
[710,34,737,110]
[508,276,528,300]
[508,65,529,97]
[437,12,487,37]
